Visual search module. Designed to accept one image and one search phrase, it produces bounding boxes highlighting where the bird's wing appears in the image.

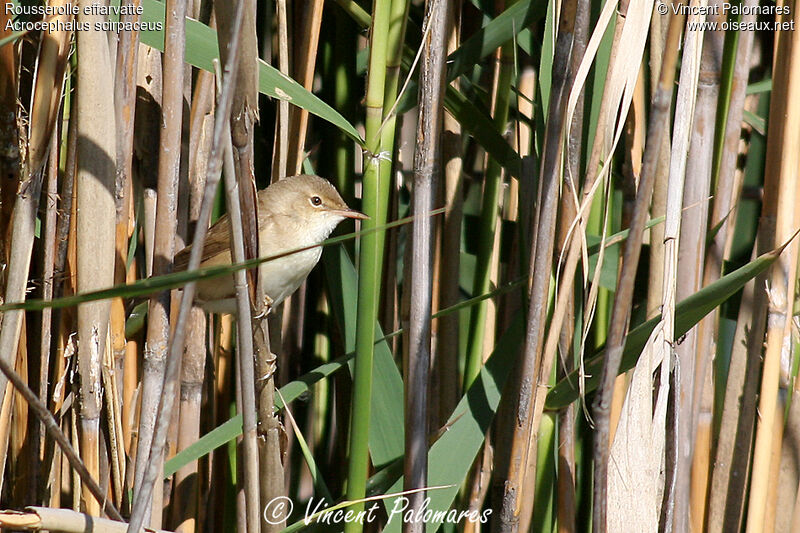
[175,188,279,271]
[173,215,233,272]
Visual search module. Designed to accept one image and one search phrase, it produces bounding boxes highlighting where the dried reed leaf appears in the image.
[608,322,668,532]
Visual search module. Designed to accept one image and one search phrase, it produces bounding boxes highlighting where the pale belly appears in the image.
[259,246,322,305]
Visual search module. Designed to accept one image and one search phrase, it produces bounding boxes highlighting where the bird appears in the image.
[174,174,367,314]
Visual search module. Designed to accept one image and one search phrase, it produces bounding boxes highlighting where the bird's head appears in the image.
[260,175,368,242]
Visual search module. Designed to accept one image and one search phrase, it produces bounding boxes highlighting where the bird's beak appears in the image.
[332,208,369,220]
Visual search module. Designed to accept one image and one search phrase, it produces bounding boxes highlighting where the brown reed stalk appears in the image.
[215,1,265,530]
[433,0,462,430]
[73,0,117,515]
[285,0,324,175]
[404,0,450,531]
[493,0,579,527]
[132,0,189,526]
[272,0,290,180]
[128,2,248,531]
[171,61,215,533]
[591,6,684,530]
[745,2,800,528]
[675,4,724,528]
[36,126,60,497]
[555,0,589,530]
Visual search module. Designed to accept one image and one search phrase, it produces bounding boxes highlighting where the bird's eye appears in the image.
[310,196,323,206]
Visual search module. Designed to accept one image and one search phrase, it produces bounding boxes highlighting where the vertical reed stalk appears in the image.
[432,1,462,429]
[680,4,723,528]
[37,133,59,490]
[111,4,140,494]
[286,0,324,175]
[677,4,724,530]
[664,7,709,527]
[171,42,215,533]
[592,7,684,531]
[464,0,516,390]
[220,120,262,533]
[272,0,290,179]
[745,2,800,528]
[514,69,539,533]
[345,1,393,530]
[129,0,185,529]
[216,2,266,530]
[404,1,449,531]
[74,1,116,515]
[555,1,589,530]
[494,0,577,528]
[133,0,187,525]
[647,10,670,321]
[129,0,246,526]
[707,244,768,532]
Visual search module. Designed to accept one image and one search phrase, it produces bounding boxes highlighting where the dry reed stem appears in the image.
[703,6,758,527]
[215,3,267,528]
[215,0,259,152]
[129,2,247,531]
[286,0,324,175]
[745,1,800,527]
[517,68,542,533]
[220,120,263,533]
[647,9,670,321]
[706,245,767,532]
[133,44,164,525]
[272,0,290,180]
[404,0,450,530]
[676,2,724,527]
[112,3,141,465]
[134,0,187,524]
[171,307,205,533]
[433,0,462,430]
[555,0,589,529]
[37,130,60,485]
[494,0,578,528]
[216,0,260,290]
[591,4,684,529]
[73,1,117,514]
[0,506,169,533]
[171,67,214,533]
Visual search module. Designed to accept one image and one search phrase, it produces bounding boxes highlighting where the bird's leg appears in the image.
[253,294,274,319]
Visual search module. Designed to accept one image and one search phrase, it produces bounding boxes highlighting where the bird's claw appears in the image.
[253,295,274,319]
[257,355,278,383]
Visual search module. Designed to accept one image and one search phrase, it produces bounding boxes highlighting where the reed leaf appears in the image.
[547,237,798,409]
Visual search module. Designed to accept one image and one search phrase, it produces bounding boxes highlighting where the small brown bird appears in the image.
[174,174,367,313]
